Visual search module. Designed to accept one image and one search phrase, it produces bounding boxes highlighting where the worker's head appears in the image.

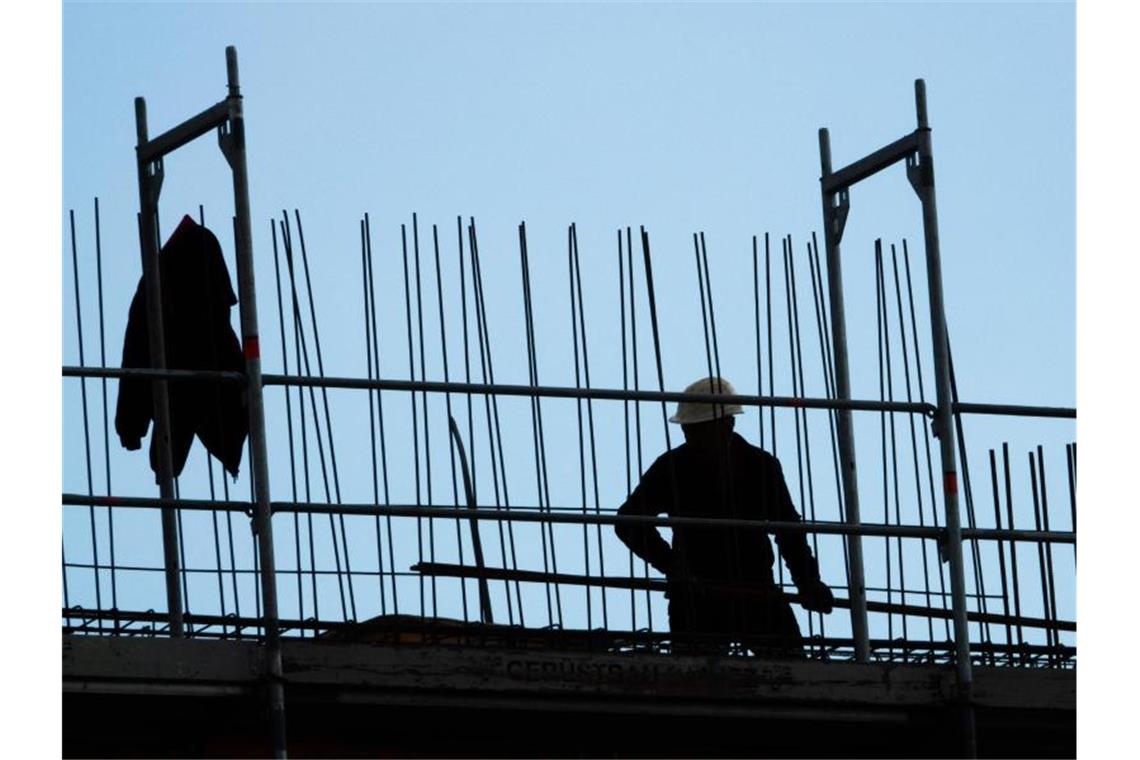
[670,376,742,450]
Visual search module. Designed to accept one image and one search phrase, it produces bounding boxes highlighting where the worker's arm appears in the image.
[768,459,834,613]
[615,458,675,576]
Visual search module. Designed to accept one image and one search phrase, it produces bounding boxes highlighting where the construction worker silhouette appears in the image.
[615,376,833,656]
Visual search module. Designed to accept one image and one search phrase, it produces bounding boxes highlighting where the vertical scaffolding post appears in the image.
[133,98,184,639]
[817,129,870,663]
[908,79,975,755]
[218,46,288,758]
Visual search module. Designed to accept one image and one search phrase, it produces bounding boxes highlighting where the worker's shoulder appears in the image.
[732,434,781,468]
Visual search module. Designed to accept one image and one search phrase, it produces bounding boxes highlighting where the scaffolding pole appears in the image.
[817,129,871,664]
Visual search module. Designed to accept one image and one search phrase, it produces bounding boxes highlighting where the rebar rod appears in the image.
[282,216,348,621]
[449,417,493,623]
[619,230,637,631]
[875,241,894,647]
[469,219,525,621]
[1036,445,1061,659]
[292,273,316,626]
[947,340,993,652]
[766,234,777,457]
[790,239,825,638]
[519,222,563,627]
[400,222,426,617]
[988,450,1013,648]
[1002,443,1025,652]
[294,209,356,620]
[412,215,438,617]
[1028,451,1055,657]
[361,218,389,617]
[69,209,103,630]
[781,238,804,621]
[808,233,852,599]
[369,214,398,613]
[569,226,594,629]
[889,243,936,641]
[94,197,119,621]
[433,224,470,621]
[752,237,764,449]
[902,241,952,639]
[693,233,716,384]
[572,224,609,628]
[1062,442,1071,562]
[461,217,512,624]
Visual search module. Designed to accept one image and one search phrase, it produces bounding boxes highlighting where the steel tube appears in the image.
[62,365,1076,419]
[912,79,975,757]
[219,46,286,758]
[137,100,230,163]
[822,131,920,194]
[818,127,871,662]
[134,97,184,639]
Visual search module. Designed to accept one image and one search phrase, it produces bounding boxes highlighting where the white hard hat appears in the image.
[669,376,744,425]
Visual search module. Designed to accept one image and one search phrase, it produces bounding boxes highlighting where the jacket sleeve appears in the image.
[615,458,675,576]
[114,281,152,449]
[769,459,823,589]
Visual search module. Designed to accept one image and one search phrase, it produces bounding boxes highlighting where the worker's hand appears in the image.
[798,581,834,614]
[120,434,142,451]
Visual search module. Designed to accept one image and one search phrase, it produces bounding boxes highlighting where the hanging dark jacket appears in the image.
[114,215,248,480]
[616,433,822,648]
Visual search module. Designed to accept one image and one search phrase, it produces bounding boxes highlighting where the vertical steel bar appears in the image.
[133,98,184,638]
[790,239,824,640]
[412,215,438,616]
[519,222,563,627]
[911,79,975,756]
[400,222,426,616]
[889,243,936,643]
[808,233,852,599]
[619,230,636,632]
[629,227,651,632]
[294,210,356,620]
[282,215,347,620]
[569,226,594,630]
[947,343,993,656]
[94,197,119,622]
[752,236,765,449]
[70,209,102,630]
[988,450,1014,658]
[433,223,470,621]
[817,128,869,660]
[1037,445,1059,648]
[361,219,389,617]
[469,220,525,621]
[367,214,398,612]
[766,234,776,458]
[1002,443,1025,652]
[220,47,286,756]
[875,240,893,649]
[1028,452,1054,657]
[902,241,951,639]
[1062,442,1071,562]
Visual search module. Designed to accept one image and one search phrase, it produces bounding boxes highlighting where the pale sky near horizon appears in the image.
[58,1,1082,644]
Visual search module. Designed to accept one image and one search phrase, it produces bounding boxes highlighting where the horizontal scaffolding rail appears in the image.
[62,366,1077,419]
[60,492,1075,544]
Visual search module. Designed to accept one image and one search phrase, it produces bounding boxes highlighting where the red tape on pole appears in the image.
[243,335,260,360]
[944,471,958,496]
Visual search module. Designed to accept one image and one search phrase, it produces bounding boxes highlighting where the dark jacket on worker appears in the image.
[114,215,248,480]
[616,432,822,649]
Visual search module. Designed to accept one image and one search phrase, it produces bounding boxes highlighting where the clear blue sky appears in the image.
[57,0,1084,659]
